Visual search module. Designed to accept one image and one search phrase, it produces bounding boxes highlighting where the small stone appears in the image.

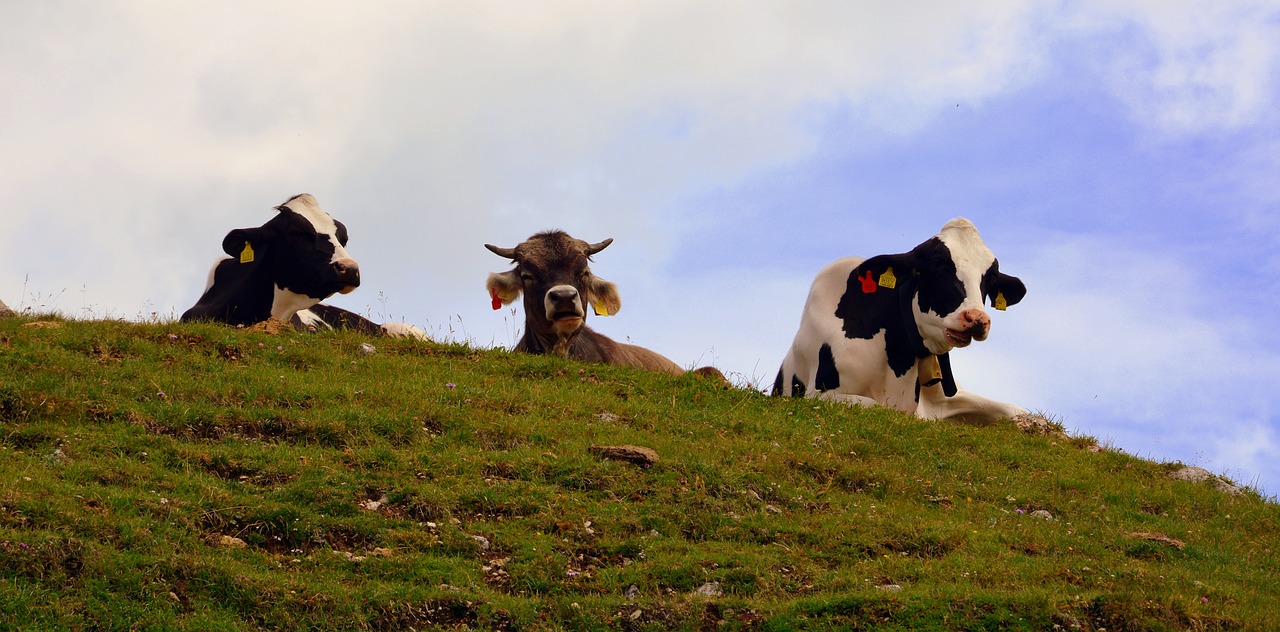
[1169,466,1243,496]
[472,535,491,550]
[875,584,903,592]
[593,412,621,424]
[694,582,722,598]
[625,584,640,600]
[1030,510,1054,521]
[357,343,377,356]
[630,609,643,621]
[360,494,388,511]
[213,535,247,549]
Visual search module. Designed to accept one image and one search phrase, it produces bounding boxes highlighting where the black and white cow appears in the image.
[181,193,426,339]
[772,218,1028,422]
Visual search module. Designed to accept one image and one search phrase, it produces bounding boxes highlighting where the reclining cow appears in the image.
[486,231,721,379]
[181,193,426,339]
[772,218,1028,423]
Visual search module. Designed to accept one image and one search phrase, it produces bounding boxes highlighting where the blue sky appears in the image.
[3,2,1279,495]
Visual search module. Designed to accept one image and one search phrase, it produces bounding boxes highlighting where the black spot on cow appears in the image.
[834,253,927,378]
[791,374,806,397]
[912,238,965,319]
[772,368,784,396]
[815,343,840,392]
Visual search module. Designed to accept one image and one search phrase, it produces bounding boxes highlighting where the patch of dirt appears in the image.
[245,318,290,334]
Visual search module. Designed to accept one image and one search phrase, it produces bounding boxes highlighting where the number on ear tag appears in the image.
[878,267,897,289]
[993,291,1008,311]
[239,242,255,264]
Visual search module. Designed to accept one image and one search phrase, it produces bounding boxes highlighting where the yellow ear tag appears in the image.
[592,301,609,316]
[239,242,255,264]
[878,267,897,289]
[994,291,1008,311]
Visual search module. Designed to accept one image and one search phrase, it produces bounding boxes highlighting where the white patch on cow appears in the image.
[294,308,330,331]
[271,285,322,321]
[380,322,430,340]
[281,193,353,264]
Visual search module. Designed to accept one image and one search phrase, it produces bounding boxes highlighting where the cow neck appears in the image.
[520,325,583,360]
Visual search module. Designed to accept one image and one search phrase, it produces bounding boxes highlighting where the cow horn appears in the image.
[585,238,614,255]
[485,244,517,259]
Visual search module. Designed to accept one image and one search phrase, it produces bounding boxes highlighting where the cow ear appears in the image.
[334,220,350,247]
[221,227,271,263]
[486,270,523,308]
[989,273,1027,309]
[586,275,622,316]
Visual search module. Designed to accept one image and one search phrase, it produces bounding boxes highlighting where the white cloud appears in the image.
[1063,0,1280,135]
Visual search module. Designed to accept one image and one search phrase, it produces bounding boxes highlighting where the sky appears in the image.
[3,1,1279,496]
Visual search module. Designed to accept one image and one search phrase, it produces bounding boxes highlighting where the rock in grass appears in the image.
[211,535,247,549]
[694,582,722,598]
[589,444,658,467]
[1168,466,1243,496]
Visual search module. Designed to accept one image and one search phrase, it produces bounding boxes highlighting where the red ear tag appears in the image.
[490,290,502,311]
[860,270,877,294]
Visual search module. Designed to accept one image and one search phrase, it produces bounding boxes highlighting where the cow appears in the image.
[772,218,1028,423]
[181,193,427,339]
[485,231,707,376]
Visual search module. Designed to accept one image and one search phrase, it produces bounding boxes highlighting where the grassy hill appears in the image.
[1,315,1276,630]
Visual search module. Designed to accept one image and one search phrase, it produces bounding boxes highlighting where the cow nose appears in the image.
[959,308,990,336]
[333,258,360,286]
[547,287,579,304]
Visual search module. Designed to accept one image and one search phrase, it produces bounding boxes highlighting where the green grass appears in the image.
[1,315,1277,630]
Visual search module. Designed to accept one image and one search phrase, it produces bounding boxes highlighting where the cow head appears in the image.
[839,218,1026,357]
[222,193,361,320]
[485,231,622,354]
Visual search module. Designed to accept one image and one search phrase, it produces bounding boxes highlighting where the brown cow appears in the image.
[485,231,690,375]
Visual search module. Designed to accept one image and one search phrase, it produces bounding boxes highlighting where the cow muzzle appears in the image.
[544,285,585,334]
[944,308,990,348]
[334,258,360,294]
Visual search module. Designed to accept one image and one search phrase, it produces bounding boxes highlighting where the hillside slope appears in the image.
[1,316,1276,630]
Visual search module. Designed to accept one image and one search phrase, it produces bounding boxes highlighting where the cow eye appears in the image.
[519,272,536,283]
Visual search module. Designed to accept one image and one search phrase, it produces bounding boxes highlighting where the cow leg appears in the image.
[916,382,1027,423]
[815,391,884,408]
